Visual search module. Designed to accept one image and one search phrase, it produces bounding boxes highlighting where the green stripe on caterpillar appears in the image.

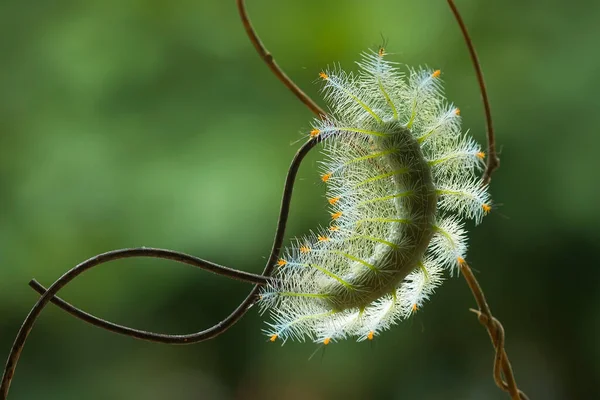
[259,49,490,344]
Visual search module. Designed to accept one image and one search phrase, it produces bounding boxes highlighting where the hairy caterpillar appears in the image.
[0,1,532,398]
[259,49,490,344]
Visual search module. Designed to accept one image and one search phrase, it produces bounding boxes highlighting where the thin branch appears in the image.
[459,260,529,400]
[33,137,321,342]
[237,0,326,117]
[446,0,499,185]
[28,279,211,336]
[447,3,525,398]
[0,137,321,400]
[0,248,267,399]
[2,6,325,388]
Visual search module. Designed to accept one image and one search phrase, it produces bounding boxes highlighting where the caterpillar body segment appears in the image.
[259,51,490,343]
[317,122,438,310]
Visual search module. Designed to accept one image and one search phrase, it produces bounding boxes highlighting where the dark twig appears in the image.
[1,248,267,398]
[27,279,201,336]
[1,137,320,400]
[446,0,499,185]
[459,260,529,400]
[4,2,326,386]
[19,247,269,344]
[36,137,320,342]
[447,2,525,398]
[237,0,326,118]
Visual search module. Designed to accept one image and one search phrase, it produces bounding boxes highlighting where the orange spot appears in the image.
[476,151,486,159]
[277,259,287,267]
[300,246,311,253]
[310,128,320,138]
[457,256,466,266]
[367,331,374,341]
[482,203,492,214]
[323,338,331,345]
[329,225,340,232]
[378,47,385,57]
[331,211,343,220]
[328,197,340,205]
[454,108,461,116]
[412,304,418,313]
[321,173,331,183]
[432,69,441,78]
[269,334,278,342]
[318,235,329,242]
[319,71,329,80]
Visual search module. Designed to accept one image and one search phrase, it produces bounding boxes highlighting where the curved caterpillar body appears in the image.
[259,50,490,344]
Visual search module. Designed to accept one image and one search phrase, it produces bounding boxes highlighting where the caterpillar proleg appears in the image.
[259,50,490,344]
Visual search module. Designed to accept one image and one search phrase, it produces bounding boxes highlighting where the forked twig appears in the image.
[237,0,326,117]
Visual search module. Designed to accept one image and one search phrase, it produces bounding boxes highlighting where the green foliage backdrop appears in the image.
[1,1,599,399]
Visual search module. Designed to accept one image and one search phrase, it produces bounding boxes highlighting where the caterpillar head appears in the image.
[259,49,490,344]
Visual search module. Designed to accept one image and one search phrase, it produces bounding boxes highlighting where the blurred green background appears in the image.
[1,0,599,399]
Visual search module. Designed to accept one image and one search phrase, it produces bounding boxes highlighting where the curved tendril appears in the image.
[30,137,321,341]
[0,249,266,399]
[237,0,326,118]
[446,0,498,185]
[25,248,273,343]
[28,279,209,338]
[0,137,321,400]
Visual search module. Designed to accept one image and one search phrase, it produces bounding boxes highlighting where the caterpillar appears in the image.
[259,49,491,344]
